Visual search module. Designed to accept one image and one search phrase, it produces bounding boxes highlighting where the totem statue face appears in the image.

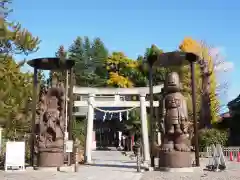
[165,72,180,92]
[47,96,58,110]
[52,76,58,87]
[166,95,180,108]
[43,110,59,130]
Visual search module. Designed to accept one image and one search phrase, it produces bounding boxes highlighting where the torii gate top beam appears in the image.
[73,84,163,95]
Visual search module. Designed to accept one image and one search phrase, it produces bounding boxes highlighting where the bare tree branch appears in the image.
[198,41,231,100]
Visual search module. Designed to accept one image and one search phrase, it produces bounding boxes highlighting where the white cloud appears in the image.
[215,61,234,72]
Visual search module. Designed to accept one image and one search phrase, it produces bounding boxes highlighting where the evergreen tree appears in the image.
[132,45,173,88]
[83,36,92,71]
[68,36,87,86]
[48,45,67,86]
[68,36,108,87]
[91,37,108,83]
[82,36,97,86]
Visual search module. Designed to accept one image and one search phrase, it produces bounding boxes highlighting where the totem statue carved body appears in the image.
[158,72,192,168]
[36,85,65,167]
[160,72,190,152]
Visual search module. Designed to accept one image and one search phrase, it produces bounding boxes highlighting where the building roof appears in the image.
[217,112,231,122]
[228,94,240,109]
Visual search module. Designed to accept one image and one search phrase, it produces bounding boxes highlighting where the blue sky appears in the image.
[11,0,240,111]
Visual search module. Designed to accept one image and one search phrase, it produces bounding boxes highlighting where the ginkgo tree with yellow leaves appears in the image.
[106,52,138,88]
[179,37,220,127]
[105,48,167,88]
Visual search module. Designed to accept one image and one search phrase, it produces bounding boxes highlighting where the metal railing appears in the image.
[206,146,240,159]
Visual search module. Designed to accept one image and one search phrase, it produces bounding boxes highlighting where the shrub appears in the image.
[198,128,228,151]
[73,119,86,148]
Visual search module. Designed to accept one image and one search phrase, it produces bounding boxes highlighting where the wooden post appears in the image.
[68,68,74,165]
[30,67,38,167]
[191,61,200,167]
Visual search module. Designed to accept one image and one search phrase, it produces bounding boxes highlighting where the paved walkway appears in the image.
[0,148,143,180]
[141,158,240,180]
[2,149,240,180]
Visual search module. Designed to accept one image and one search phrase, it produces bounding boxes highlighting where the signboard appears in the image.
[5,141,25,171]
[65,140,73,153]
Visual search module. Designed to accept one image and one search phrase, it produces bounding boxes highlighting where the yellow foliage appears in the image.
[106,52,139,71]
[107,72,133,88]
[179,37,201,55]
[126,61,139,68]
[179,37,220,123]
[197,45,219,123]
[106,52,138,88]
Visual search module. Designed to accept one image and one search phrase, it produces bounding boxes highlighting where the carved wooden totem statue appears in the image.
[159,72,192,168]
[36,85,65,167]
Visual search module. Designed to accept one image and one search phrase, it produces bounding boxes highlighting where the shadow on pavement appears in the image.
[96,147,112,151]
[91,160,135,164]
[88,163,137,169]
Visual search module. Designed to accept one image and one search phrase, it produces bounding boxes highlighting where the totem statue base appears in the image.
[38,151,64,167]
[159,151,192,168]
[33,165,75,172]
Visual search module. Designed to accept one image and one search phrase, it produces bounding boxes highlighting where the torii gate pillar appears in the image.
[140,93,150,164]
[84,93,95,164]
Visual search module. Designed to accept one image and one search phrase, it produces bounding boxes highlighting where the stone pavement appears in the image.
[3,149,240,180]
[0,148,143,180]
[141,158,240,180]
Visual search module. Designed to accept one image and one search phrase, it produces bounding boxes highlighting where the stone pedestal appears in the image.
[38,151,64,167]
[159,151,192,168]
[33,165,76,172]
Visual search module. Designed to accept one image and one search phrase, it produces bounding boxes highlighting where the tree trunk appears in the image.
[199,60,212,128]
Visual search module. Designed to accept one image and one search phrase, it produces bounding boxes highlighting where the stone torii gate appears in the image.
[73,85,163,164]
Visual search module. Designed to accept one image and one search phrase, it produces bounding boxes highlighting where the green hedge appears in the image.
[198,128,228,151]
